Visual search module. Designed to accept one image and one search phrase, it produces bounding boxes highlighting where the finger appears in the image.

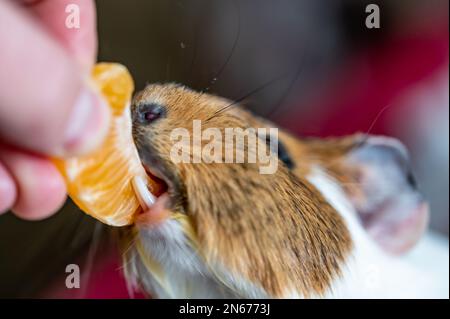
[0,1,109,157]
[25,0,97,70]
[0,161,17,214]
[0,144,67,220]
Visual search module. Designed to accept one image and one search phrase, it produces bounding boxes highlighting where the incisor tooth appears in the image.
[132,176,156,210]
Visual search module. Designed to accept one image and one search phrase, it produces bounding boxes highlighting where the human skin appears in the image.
[0,0,109,219]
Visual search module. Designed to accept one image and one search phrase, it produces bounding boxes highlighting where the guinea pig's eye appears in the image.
[138,103,166,124]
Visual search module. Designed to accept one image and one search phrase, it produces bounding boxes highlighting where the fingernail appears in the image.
[60,88,110,156]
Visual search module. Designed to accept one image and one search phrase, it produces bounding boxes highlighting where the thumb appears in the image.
[0,1,109,157]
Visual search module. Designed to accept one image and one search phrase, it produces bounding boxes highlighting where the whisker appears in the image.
[78,221,103,298]
[203,0,241,92]
[121,234,138,257]
[365,103,393,136]
[205,72,290,122]
[185,3,202,85]
[68,211,86,249]
[264,42,310,119]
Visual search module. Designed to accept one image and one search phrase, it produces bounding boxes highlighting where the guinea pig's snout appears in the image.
[134,103,166,125]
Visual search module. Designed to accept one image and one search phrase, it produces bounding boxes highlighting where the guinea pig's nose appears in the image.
[136,103,166,124]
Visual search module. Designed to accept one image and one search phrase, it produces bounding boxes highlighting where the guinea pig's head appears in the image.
[129,83,428,297]
[130,83,355,297]
[130,83,269,210]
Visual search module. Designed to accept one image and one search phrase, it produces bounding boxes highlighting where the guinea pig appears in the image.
[121,83,449,298]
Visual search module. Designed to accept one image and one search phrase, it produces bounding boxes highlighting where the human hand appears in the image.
[0,0,110,219]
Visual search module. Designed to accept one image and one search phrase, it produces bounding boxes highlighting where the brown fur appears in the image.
[131,84,354,297]
[276,132,367,205]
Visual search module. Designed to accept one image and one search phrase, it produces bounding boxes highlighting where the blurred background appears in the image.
[0,0,448,298]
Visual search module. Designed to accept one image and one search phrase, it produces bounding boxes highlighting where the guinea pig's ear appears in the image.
[343,136,429,255]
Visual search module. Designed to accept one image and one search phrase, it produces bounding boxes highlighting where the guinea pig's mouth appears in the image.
[131,160,179,227]
[130,129,186,226]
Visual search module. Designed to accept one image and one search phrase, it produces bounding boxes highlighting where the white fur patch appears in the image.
[307,166,449,298]
[125,219,265,298]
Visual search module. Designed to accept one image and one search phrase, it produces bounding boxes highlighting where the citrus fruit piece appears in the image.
[53,63,163,226]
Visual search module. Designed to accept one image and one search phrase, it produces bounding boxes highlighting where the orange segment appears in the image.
[53,63,162,226]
